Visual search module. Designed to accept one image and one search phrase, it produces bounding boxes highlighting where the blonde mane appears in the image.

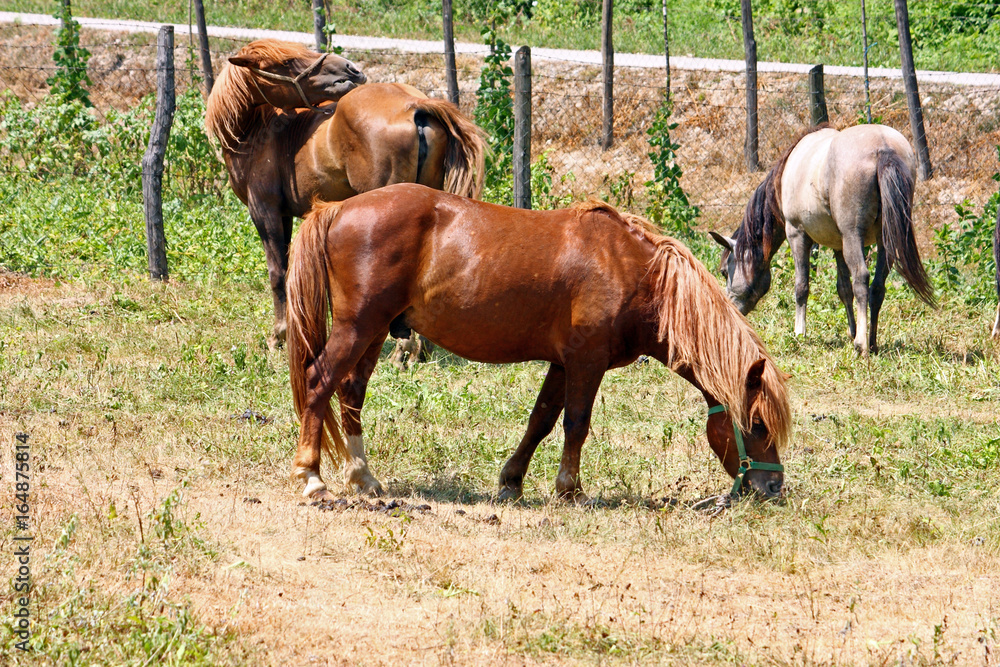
[569,197,790,448]
[205,40,318,153]
[649,237,791,449]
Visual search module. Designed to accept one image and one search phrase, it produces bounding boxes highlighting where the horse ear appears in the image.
[709,231,735,252]
[745,358,767,401]
[228,55,259,69]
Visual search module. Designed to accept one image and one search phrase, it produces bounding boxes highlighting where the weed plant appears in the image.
[7,0,1000,72]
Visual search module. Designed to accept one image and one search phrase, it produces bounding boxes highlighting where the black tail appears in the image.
[877,150,936,307]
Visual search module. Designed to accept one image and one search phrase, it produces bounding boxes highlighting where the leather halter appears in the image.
[247,52,336,115]
[707,404,784,496]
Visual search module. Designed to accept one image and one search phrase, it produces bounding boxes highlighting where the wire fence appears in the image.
[0,15,998,244]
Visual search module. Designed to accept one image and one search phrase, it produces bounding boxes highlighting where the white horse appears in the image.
[711,124,935,355]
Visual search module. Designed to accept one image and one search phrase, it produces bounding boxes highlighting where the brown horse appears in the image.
[205,40,486,347]
[285,184,791,503]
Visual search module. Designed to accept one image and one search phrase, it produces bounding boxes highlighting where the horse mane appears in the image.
[569,198,790,447]
[650,237,791,450]
[733,124,830,272]
[205,40,317,153]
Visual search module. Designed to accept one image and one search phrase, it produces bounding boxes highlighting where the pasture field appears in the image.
[0,16,998,667]
[1,209,999,665]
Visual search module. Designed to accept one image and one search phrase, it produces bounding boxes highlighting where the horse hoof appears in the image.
[496,485,523,503]
[359,479,385,497]
[308,488,337,502]
[556,489,590,505]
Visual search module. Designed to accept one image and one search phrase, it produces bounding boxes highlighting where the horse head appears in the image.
[228,40,367,111]
[704,359,784,499]
[710,230,771,315]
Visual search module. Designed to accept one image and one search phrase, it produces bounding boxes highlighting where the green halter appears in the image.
[707,404,784,496]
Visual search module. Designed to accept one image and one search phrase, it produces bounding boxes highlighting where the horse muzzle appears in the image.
[743,469,784,500]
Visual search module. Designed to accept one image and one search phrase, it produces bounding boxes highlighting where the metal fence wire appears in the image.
[1,17,998,240]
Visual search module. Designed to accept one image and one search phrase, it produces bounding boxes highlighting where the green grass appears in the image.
[1,257,997,663]
[5,0,1000,72]
[1,55,998,663]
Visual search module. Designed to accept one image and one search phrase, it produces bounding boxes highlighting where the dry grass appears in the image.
[2,23,1000,666]
[1,268,998,665]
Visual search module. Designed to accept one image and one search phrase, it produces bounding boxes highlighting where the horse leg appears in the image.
[338,332,389,495]
[389,335,415,369]
[787,228,814,336]
[842,235,871,356]
[834,250,857,339]
[292,326,384,500]
[249,199,291,348]
[497,364,566,502]
[868,241,889,355]
[555,360,606,502]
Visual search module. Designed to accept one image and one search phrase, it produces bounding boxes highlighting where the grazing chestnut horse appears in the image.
[205,40,486,347]
[711,124,935,355]
[285,184,791,503]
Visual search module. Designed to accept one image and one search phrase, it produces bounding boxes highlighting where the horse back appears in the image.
[327,184,654,363]
[323,83,435,192]
[780,125,915,249]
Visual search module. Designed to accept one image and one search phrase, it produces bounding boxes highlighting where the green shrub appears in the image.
[474,2,515,205]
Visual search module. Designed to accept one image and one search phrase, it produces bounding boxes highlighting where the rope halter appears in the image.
[247,52,336,115]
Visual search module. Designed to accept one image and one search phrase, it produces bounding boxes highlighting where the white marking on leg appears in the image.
[294,467,327,498]
[993,305,1000,339]
[794,305,807,336]
[343,434,383,495]
[855,306,869,352]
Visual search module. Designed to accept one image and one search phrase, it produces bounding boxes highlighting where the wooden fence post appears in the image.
[193,0,213,95]
[894,0,932,180]
[312,0,327,52]
[513,46,532,210]
[600,0,613,149]
[442,0,459,106]
[142,25,174,282]
[740,0,759,171]
[662,0,670,104]
[861,0,873,123]
[808,64,828,125]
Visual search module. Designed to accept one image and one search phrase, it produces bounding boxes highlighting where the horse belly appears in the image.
[796,212,842,250]
[405,295,565,365]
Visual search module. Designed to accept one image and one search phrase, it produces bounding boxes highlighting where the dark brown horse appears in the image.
[285,184,791,503]
[205,40,486,348]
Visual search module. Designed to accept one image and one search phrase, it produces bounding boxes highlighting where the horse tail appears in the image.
[877,150,936,307]
[411,98,487,199]
[286,200,349,466]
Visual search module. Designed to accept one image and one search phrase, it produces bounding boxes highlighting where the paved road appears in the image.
[2,10,998,87]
